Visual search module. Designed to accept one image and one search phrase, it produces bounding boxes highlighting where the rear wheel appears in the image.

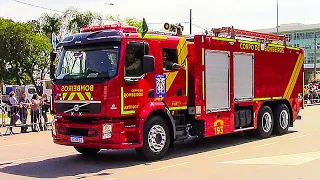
[273,104,290,135]
[136,115,171,161]
[256,106,274,138]
[74,147,101,155]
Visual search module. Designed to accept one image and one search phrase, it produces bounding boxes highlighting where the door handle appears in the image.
[176,88,182,96]
[148,89,155,98]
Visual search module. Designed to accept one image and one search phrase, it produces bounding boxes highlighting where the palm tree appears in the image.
[39,13,62,42]
[67,11,102,33]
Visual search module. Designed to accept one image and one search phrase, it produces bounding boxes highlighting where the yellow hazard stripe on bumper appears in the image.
[283,54,304,100]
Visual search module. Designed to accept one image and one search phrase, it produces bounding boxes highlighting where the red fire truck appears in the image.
[50,24,304,160]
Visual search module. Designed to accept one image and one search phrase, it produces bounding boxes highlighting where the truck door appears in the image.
[121,41,154,116]
[161,37,188,111]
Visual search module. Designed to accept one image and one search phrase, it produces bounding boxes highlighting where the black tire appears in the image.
[256,106,274,139]
[135,115,171,161]
[273,104,290,135]
[74,147,101,155]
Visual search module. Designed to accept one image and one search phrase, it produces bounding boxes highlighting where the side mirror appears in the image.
[142,55,155,74]
[50,64,55,80]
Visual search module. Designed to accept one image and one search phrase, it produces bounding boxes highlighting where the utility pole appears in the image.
[314,32,317,79]
[190,9,192,35]
[276,0,279,34]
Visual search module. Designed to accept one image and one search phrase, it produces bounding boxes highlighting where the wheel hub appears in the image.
[148,125,166,153]
[262,112,272,132]
[279,110,289,129]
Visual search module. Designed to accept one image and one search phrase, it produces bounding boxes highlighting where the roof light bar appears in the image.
[80,24,137,33]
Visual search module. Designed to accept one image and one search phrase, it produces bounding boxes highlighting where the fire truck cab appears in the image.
[51,24,304,160]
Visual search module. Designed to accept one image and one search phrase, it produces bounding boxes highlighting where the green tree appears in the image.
[0,18,51,92]
[68,10,102,33]
[39,13,62,41]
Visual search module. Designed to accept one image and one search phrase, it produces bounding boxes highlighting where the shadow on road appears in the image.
[0,130,298,179]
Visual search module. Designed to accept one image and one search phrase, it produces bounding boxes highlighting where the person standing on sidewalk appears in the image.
[30,93,40,132]
[19,92,30,133]
[40,93,50,131]
[8,91,20,134]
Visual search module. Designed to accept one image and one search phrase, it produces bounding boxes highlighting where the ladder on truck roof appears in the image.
[211,26,290,45]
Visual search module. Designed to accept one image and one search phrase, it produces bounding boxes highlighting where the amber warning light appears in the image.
[80,24,137,33]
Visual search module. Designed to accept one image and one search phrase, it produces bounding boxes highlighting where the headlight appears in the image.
[52,118,57,136]
[102,124,112,139]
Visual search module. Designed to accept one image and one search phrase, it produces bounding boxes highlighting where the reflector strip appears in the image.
[138,34,168,40]
[215,37,236,42]
[287,46,300,51]
[120,87,135,115]
[254,97,271,101]
[240,40,260,45]
[169,106,187,111]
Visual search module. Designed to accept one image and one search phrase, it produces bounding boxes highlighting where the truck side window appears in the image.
[163,48,179,71]
[125,42,149,77]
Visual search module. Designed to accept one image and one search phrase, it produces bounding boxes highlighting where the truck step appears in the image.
[175,125,189,141]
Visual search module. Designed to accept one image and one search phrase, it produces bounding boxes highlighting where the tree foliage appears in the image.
[39,13,62,38]
[0,18,51,92]
[68,10,102,33]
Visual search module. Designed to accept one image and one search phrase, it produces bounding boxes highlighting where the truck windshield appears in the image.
[56,45,119,80]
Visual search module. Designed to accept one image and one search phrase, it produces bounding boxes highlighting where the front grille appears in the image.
[56,103,101,114]
[70,128,89,136]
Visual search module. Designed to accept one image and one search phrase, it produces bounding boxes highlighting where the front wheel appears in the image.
[136,115,171,161]
[256,106,274,139]
[74,147,101,155]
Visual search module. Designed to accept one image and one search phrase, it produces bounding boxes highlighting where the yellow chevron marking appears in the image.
[283,54,304,100]
[77,92,85,100]
[165,71,178,92]
[177,37,188,64]
[62,93,68,100]
[85,92,91,100]
[68,92,76,100]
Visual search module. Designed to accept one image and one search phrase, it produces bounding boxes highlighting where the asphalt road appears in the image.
[0,106,319,180]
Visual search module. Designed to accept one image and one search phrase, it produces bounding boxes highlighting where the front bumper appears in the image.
[52,119,142,150]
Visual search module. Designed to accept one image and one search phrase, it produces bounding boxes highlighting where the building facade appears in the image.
[254,23,320,83]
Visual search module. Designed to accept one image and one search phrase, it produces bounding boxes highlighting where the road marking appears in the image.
[0,142,32,148]
[290,134,310,140]
[218,150,320,166]
[256,142,278,148]
[149,162,190,172]
[208,151,239,159]
[0,151,75,165]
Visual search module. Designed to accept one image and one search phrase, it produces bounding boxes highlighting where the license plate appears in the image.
[70,136,84,143]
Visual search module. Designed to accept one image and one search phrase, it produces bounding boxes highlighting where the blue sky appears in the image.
[1,0,320,34]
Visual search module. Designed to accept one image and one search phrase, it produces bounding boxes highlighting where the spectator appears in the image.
[8,91,20,134]
[40,93,50,131]
[19,92,30,133]
[30,93,40,132]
